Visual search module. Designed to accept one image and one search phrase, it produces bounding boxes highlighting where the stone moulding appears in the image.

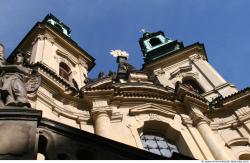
[82,77,112,90]
[56,49,79,66]
[129,103,176,119]
[225,137,250,147]
[110,112,123,123]
[212,87,250,108]
[170,65,192,79]
[37,91,91,123]
[0,108,42,121]
[37,62,77,93]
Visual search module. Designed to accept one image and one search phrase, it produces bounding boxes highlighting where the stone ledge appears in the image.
[0,108,42,121]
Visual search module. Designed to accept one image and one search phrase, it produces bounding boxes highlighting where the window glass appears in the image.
[141,133,179,157]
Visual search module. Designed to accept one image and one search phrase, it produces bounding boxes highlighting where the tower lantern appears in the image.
[139,31,184,64]
[43,13,71,37]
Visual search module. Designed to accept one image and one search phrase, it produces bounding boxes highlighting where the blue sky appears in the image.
[0,0,249,90]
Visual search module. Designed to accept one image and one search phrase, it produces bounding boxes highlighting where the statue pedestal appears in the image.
[0,108,42,160]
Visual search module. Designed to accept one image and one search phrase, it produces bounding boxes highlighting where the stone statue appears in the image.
[0,52,41,108]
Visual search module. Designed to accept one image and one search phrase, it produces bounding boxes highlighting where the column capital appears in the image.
[181,115,193,127]
[91,106,112,121]
[190,111,211,126]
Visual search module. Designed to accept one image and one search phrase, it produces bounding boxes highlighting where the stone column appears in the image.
[182,116,214,159]
[91,98,113,138]
[92,109,112,138]
[193,115,231,160]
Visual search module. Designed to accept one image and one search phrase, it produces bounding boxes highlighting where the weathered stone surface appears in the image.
[0,109,41,159]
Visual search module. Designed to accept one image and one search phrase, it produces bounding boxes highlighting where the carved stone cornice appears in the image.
[154,68,165,76]
[170,65,192,79]
[56,49,78,66]
[91,106,123,123]
[129,103,176,119]
[175,82,208,107]
[35,62,78,95]
[234,106,250,121]
[110,112,123,123]
[91,106,112,120]
[188,53,206,62]
[107,82,175,105]
[211,87,250,109]
[181,115,193,127]
[37,90,91,124]
[32,33,55,45]
[225,137,250,148]
[176,82,211,126]
[82,77,113,90]
[128,72,150,83]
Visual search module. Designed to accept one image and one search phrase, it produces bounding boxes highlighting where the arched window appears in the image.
[149,37,162,47]
[182,78,204,94]
[59,62,71,81]
[140,132,179,157]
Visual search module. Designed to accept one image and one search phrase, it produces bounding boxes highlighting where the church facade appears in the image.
[0,14,250,160]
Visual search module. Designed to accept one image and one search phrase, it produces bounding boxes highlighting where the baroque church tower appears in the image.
[139,31,238,101]
[0,14,250,160]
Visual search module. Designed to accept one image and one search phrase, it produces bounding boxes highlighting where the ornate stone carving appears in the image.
[129,103,175,119]
[170,65,192,79]
[149,113,159,120]
[154,68,165,76]
[0,52,41,108]
[188,53,206,62]
[190,111,211,126]
[128,72,149,83]
[32,33,55,45]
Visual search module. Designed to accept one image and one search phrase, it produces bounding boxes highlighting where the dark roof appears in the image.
[42,13,71,33]
[142,42,208,69]
[143,40,184,63]
[210,87,250,107]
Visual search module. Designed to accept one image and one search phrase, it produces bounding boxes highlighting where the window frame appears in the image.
[59,62,72,81]
[140,131,179,157]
